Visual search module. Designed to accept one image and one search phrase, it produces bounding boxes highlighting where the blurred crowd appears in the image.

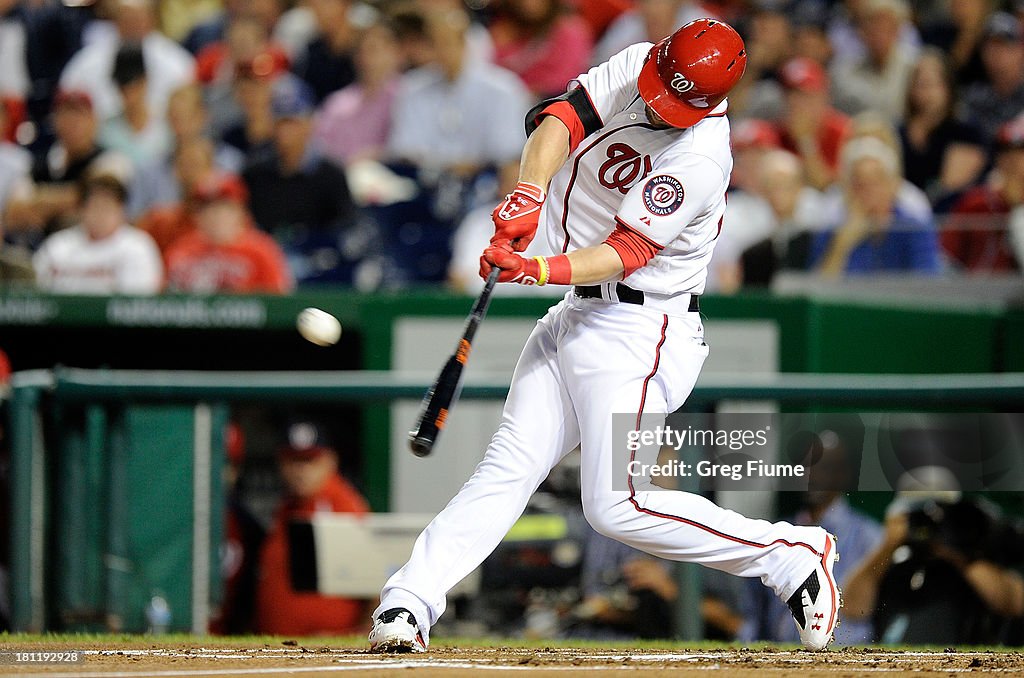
[0,0,1023,295]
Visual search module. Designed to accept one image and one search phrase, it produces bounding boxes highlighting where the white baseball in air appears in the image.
[297,307,342,346]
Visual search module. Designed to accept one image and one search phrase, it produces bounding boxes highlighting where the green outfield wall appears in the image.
[0,290,1015,374]
[3,289,1022,633]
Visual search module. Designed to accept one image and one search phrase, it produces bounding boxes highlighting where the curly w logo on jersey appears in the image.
[600,143,653,194]
[642,175,685,216]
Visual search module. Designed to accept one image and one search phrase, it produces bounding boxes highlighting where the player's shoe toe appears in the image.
[368,608,427,653]
[787,533,841,651]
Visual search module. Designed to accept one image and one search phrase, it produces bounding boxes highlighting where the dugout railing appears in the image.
[6,368,1024,635]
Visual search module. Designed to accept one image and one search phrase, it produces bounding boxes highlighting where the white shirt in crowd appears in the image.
[388,60,530,171]
[0,142,31,214]
[830,42,919,121]
[59,31,195,122]
[0,12,29,99]
[34,224,164,295]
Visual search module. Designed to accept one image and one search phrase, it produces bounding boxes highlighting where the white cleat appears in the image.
[368,608,427,653]
[786,533,841,651]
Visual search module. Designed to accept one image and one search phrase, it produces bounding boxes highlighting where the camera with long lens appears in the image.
[903,498,1023,564]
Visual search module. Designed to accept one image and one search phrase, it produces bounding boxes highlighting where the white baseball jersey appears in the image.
[34,224,164,295]
[540,43,733,296]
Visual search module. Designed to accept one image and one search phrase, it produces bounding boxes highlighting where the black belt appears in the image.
[574,283,700,312]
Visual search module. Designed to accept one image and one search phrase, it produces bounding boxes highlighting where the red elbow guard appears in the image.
[604,218,664,278]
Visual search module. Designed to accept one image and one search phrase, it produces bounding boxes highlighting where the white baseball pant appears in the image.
[377,293,827,641]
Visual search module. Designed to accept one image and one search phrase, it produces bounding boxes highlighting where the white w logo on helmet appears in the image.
[670,72,696,93]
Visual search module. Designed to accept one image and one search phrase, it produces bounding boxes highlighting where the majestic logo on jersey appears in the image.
[599,143,653,195]
[670,72,696,94]
[642,175,685,216]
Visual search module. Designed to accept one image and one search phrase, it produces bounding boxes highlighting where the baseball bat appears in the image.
[408,267,501,456]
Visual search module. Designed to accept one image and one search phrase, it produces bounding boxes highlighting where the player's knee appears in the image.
[479,433,551,485]
[582,509,616,539]
[581,493,633,540]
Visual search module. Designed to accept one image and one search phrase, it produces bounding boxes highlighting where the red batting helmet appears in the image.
[638,18,747,128]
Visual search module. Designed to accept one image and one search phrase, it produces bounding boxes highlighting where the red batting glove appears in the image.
[491,181,545,252]
[479,243,573,286]
[479,244,542,285]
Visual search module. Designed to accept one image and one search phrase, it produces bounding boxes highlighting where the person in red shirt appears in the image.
[567,0,629,40]
[255,422,371,636]
[942,117,1024,272]
[489,0,594,99]
[774,57,852,190]
[164,173,293,293]
[136,136,220,255]
[195,17,290,88]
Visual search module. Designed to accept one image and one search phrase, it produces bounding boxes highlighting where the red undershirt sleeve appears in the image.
[604,217,665,278]
[534,101,586,153]
[524,86,602,152]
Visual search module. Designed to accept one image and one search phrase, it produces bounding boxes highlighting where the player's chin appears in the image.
[644,104,680,130]
[644,105,665,127]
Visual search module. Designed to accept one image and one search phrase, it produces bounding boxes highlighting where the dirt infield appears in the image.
[2,640,1023,677]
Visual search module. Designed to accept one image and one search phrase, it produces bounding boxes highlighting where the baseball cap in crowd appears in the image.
[984,12,1023,43]
[996,116,1024,152]
[53,89,93,112]
[271,75,316,120]
[235,50,289,81]
[731,118,781,151]
[192,173,249,206]
[279,421,335,460]
[778,57,828,92]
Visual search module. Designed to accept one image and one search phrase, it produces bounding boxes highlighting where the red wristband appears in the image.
[537,254,572,285]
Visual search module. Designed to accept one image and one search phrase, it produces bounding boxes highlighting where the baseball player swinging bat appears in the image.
[373,18,840,656]
[408,267,501,457]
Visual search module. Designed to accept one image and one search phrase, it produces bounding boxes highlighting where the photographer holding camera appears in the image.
[844,489,1024,645]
